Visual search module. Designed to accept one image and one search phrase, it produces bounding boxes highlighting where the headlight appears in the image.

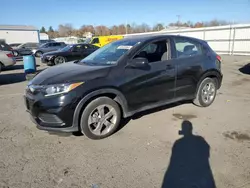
[45,55,54,60]
[44,82,84,97]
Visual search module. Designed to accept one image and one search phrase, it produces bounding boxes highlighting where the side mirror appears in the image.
[127,57,149,68]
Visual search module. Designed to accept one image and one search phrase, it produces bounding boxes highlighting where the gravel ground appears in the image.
[0,56,250,188]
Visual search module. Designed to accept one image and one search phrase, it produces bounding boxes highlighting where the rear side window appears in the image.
[53,43,61,47]
[30,43,38,48]
[174,38,202,58]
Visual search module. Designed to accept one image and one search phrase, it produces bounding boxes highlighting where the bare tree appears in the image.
[153,23,165,31]
[58,24,74,37]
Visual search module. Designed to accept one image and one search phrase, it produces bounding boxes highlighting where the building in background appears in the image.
[0,25,39,44]
[40,33,49,40]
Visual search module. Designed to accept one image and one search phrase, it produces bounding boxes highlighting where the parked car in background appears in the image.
[88,35,124,47]
[32,42,67,57]
[9,43,22,48]
[0,41,16,71]
[25,35,223,140]
[40,39,55,44]
[12,42,39,57]
[41,43,99,66]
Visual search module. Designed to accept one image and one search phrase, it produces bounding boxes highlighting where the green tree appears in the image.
[40,26,46,33]
[48,26,54,32]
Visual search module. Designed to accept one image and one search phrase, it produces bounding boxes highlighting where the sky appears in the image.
[0,0,249,30]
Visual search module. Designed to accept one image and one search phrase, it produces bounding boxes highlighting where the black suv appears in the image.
[24,35,223,139]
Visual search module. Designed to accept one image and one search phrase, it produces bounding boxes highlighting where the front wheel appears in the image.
[54,56,66,65]
[80,97,121,140]
[193,77,217,107]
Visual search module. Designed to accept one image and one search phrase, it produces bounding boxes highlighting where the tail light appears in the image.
[6,53,14,58]
[216,55,221,62]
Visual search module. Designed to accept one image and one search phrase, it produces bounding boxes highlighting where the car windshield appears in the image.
[79,40,140,65]
[60,45,73,52]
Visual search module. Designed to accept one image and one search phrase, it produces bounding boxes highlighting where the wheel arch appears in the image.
[35,50,43,56]
[196,69,222,94]
[72,88,129,130]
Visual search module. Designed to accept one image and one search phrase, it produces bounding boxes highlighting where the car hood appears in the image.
[30,61,111,85]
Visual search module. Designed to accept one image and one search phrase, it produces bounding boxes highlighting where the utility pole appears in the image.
[126,20,128,34]
[177,15,181,28]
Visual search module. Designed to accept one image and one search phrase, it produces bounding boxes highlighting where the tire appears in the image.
[54,56,66,65]
[35,51,43,57]
[193,77,217,107]
[0,63,5,72]
[80,97,121,140]
[0,63,2,73]
[13,50,19,57]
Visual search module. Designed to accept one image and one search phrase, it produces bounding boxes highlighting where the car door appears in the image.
[122,38,176,111]
[70,44,83,61]
[172,37,206,98]
[80,44,95,58]
[44,43,54,52]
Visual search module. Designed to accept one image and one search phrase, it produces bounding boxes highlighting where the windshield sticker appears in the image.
[117,45,133,50]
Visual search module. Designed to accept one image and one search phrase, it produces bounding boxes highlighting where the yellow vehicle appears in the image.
[90,35,124,47]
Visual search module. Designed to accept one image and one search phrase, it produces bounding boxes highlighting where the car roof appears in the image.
[122,35,205,44]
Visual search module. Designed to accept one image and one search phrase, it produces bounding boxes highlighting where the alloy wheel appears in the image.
[201,82,216,104]
[54,56,65,65]
[87,104,118,136]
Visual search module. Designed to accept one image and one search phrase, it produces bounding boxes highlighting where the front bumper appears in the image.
[24,90,80,133]
[41,56,54,66]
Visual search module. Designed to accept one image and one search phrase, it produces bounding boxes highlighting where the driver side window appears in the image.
[134,40,169,63]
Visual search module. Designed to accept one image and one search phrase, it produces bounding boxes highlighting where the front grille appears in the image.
[38,113,63,124]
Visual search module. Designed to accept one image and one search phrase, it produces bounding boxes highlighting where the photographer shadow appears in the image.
[162,120,216,188]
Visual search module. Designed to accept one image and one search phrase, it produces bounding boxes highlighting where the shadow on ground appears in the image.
[58,101,191,138]
[0,68,45,85]
[0,72,26,85]
[4,64,40,71]
[161,120,216,188]
[239,63,250,75]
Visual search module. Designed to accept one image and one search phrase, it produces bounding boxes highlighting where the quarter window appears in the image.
[174,38,202,58]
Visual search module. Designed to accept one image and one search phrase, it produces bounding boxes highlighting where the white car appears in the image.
[0,42,16,72]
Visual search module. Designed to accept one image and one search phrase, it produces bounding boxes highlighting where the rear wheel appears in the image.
[35,51,43,57]
[0,63,3,72]
[54,56,66,65]
[80,97,121,140]
[13,51,19,57]
[193,77,217,107]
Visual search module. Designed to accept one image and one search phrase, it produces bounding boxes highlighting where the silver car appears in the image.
[0,42,16,72]
[32,42,66,57]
